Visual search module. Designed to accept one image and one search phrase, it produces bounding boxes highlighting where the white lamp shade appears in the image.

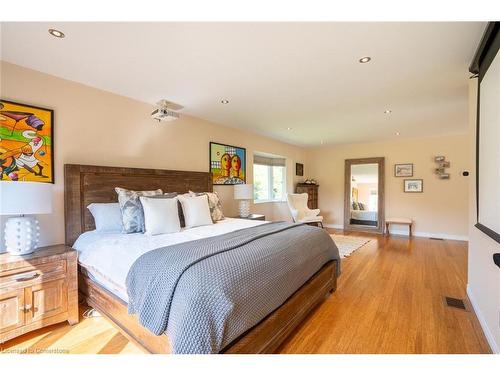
[0,181,53,215]
[234,184,253,200]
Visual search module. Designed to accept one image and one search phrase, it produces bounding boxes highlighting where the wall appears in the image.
[306,134,470,239]
[356,183,377,207]
[0,62,307,250]
[466,78,500,353]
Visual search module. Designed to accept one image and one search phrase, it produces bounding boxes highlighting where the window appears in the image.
[253,153,287,203]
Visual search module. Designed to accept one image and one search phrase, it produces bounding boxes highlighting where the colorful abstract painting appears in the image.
[0,100,54,183]
[210,142,246,185]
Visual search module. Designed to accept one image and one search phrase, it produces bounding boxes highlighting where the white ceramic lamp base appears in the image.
[4,216,41,255]
[238,200,251,218]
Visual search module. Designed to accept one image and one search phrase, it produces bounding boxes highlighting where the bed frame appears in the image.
[64,164,338,353]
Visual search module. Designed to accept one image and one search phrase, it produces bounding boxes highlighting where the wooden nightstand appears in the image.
[0,245,78,343]
[236,214,266,221]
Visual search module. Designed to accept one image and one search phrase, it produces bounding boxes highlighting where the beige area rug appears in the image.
[330,234,371,258]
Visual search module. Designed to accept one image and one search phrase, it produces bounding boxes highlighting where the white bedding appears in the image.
[74,218,267,302]
[350,209,377,221]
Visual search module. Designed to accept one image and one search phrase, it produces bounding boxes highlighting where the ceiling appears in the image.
[0,22,486,146]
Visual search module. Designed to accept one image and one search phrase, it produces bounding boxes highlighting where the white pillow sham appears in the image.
[177,194,213,228]
[139,196,181,235]
[87,203,123,232]
[188,190,225,222]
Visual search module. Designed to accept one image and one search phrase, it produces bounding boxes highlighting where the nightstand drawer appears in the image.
[0,260,66,289]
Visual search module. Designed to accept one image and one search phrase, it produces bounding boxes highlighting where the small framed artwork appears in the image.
[394,163,413,177]
[209,142,246,185]
[296,163,304,176]
[404,179,423,193]
[0,99,54,183]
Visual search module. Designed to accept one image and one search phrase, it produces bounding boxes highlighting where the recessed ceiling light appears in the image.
[287,127,292,131]
[359,56,371,63]
[384,109,392,114]
[48,29,65,38]
[221,99,229,104]
[395,132,400,136]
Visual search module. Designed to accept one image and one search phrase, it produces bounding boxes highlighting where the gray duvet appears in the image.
[126,221,340,354]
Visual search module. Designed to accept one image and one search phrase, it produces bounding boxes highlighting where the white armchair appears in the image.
[286,193,323,227]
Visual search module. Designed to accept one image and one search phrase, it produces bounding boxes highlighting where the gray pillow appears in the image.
[115,187,163,233]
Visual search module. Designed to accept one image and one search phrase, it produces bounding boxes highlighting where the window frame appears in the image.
[253,162,287,204]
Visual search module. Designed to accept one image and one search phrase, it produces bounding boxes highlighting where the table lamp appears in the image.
[234,184,253,218]
[0,181,52,255]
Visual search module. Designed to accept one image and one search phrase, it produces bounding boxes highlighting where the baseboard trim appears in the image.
[467,284,499,354]
[324,224,344,230]
[323,224,468,241]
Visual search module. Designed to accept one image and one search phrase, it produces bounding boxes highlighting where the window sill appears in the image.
[254,199,286,204]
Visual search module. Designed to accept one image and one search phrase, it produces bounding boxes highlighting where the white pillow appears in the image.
[139,196,181,235]
[177,194,213,228]
[87,203,123,232]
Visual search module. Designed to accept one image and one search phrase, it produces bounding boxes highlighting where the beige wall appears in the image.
[306,134,471,239]
[0,62,306,250]
[356,183,377,206]
[467,78,500,353]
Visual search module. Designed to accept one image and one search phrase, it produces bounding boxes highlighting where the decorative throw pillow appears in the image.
[177,194,213,228]
[188,191,225,222]
[358,202,365,210]
[139,196,181,235]
[352,202,359,210]
[115,187,163,233]
[160,192,187,228]
[87,202,123,232]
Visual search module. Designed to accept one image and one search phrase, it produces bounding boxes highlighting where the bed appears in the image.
[350,209,378,226]
[64,164,339,353]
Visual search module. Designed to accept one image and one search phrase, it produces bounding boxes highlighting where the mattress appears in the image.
[73,218,267,302]
[351,209,377,221]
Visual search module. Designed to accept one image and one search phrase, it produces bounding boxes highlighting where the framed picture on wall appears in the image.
[0,99,54,183]
[394,163,413,177]
[209,142,246,185]
[296,163,304,176]
[404,179,423,193]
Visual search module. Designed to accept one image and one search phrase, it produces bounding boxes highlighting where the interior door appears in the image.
[0,288,25,333]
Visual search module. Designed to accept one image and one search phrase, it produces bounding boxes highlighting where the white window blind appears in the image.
[253,155,286,167]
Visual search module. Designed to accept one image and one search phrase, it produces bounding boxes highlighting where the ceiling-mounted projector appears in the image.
[151,100,183,122]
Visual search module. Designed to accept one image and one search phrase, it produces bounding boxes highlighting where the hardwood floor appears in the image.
[0,231,491,354]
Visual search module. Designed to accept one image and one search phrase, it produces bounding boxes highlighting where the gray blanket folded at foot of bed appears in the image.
[126,221,340,354]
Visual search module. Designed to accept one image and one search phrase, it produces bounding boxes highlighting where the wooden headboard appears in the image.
[64,164,212,246]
